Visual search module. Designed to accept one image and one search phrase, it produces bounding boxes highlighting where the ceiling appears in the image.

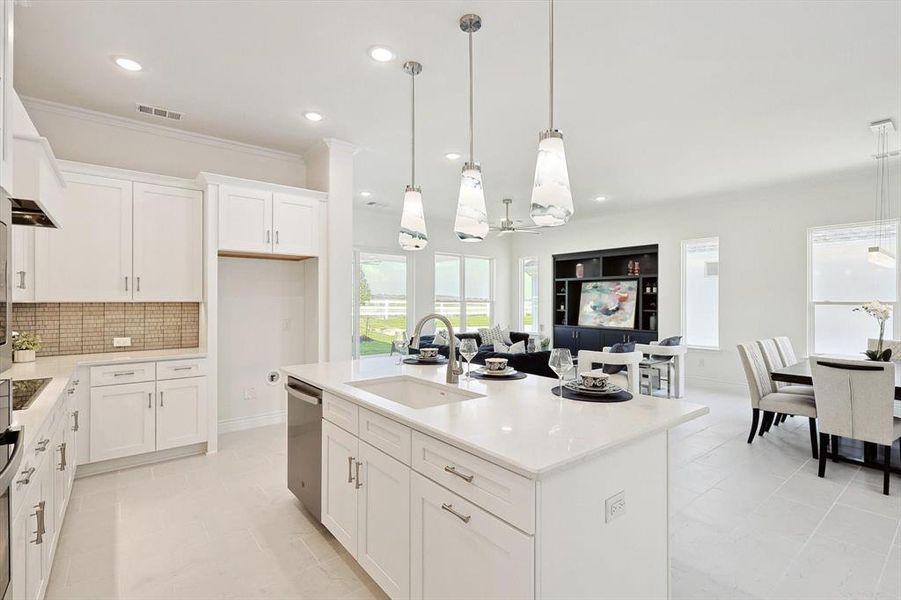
[14,1,901,223]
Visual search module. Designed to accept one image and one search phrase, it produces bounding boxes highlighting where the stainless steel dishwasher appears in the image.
[286,376,322,520]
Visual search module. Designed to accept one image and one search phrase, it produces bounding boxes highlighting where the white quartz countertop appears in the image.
[5,348,208,449]
[281,357,709,478]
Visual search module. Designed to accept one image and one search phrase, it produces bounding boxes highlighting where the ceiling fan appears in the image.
[490,199,542,236]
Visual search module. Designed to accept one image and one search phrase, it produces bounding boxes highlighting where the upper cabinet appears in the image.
[11,93,66,228]
[32,170,203,302]
[0,0,15,193]
[218,183,321,259]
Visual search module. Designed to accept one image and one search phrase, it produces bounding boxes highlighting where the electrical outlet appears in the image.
[244,387,256,401]
[112,337,132,348]
[605,491,626,523]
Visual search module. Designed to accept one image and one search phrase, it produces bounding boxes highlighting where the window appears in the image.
[682,238,720,348]
[519,257,539,332]
[434,254,494,331]
[352,250,410,358]
[808,222,898,355]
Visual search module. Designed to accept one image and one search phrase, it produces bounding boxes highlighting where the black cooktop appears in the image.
[13,378,51,411]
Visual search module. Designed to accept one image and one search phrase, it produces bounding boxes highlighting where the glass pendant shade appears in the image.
[398,186,428,250]
[868,246,896,269]
[530,131,573,227]
[454,163,489,241]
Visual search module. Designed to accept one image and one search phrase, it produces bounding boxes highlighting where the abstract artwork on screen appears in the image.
[577,280,638,329]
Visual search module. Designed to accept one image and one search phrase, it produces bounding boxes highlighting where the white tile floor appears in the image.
[46,382,901,600]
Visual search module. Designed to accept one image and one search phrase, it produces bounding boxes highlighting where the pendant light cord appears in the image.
[411,71,416,187]
[469,29,474,164]
[549,0,555,131]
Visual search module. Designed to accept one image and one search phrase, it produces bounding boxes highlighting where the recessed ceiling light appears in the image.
[368,46,395,62]
[445,152,462,160]
[114,57,143,72]
[304,112,323,122]
[594,196,607,202]
[360,191,372,197]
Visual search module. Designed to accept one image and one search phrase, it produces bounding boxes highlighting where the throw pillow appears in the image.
[494,340,526,354]
[651,335,682,360]
[602,342,636,375]
[432,330,449,346]
[479,325,507,347]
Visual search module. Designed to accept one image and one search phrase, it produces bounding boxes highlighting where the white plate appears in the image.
[563,380,624,396]
[477,367,517,377]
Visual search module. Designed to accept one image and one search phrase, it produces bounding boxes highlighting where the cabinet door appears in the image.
[553,326,578,354]
[577,328,602,352]
[34,173,133,301]
[410,472,534,600]
[89,381,156,462]
[321,420,358,557]
[133,183,203,301]
[218,185,272,253]
[11,225,34,302]
[272,192,318,257]
[357,441,410,600]
[11,478,45,600]
[156,377,207,450]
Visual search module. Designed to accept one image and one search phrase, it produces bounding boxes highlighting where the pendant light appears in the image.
[454,14,489,242]
[530,0,574,227]
[398,61,428,251]
[868,119,896,269]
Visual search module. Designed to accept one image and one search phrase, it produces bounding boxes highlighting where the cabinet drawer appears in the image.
[90,362,155,386]
[156,359,205,380]
[323,392,358,435]
[359,408,411,465]
[412,432,535,533]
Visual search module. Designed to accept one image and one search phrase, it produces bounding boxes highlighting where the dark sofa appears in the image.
[410,331,555,379]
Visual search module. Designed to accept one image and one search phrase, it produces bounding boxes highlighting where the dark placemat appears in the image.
[403,357,448,365]
[551,385,633,403]
[470,371,527,381]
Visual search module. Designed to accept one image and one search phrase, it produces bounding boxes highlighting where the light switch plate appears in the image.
[605,491,626,523]
[112,337,132,348]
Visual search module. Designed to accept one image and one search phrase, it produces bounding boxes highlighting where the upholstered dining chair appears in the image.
[578,348,642,393]
[809,357,900,495]
[737,343,819,458]
[757,338,817,426]
[774,336,798,366]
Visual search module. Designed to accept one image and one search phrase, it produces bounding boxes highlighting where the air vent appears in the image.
[136,103,183,121]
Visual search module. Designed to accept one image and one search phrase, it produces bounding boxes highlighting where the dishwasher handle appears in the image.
[285,378,323,406]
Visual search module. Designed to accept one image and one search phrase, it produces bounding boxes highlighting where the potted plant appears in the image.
[12,331,41,363]
[854,301,893,361]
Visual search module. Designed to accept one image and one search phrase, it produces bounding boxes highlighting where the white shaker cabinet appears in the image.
[410,472,534,600]
[11,225,33,301]
[35,173,133,301]
[133,182,203,301]
[156,376,207,450]
[322,419,359,554]
[89,381,156,462]
[272,191,319,257]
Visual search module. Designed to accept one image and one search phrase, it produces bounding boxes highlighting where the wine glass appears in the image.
[393,331,409,365]
[548,348,573,397]
[459,338,478,379]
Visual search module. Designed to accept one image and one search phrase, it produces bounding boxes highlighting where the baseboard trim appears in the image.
[75,442,207,478]
[218,410,286,434]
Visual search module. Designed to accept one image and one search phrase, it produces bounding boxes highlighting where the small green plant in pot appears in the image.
[12,331,41,363]
[854,301,893,361]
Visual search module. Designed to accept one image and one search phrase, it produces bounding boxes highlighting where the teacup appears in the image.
[419,348,439,360]
[579,372,609,388]
[485,357,509,372]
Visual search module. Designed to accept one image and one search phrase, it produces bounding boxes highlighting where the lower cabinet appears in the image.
[410,472,534,600]
[156,377,207,450]
[321,420,410,599]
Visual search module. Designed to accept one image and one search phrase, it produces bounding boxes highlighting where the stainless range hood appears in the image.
[9,197,57,228]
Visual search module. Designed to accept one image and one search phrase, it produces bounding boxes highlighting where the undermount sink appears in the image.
[347,376,483,409]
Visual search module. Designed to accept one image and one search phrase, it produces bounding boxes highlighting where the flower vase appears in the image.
[14,349,36,363]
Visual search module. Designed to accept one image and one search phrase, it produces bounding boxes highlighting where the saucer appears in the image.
[476,367,517,377]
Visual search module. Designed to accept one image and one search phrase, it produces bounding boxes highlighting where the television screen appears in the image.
[577,280,638,329]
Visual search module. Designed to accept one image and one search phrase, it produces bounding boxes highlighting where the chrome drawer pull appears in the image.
[58,442,67,471]
[444,465,474,483]
[113,371,136,377]
[31,501,46,545]
[441,503,471,523]
[354,461,362,489]
[72,410,80,432]
[173,366,194,371]
[347,456,355,483]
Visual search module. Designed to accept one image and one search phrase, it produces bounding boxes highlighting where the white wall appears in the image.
[217,257,307,428]
[22,97,305,186]
[353,209,513,335]
[511,164,900,386]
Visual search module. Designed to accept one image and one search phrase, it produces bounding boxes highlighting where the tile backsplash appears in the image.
[12,303,200,357]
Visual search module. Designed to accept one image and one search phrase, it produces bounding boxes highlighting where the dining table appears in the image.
[771,359,901,474]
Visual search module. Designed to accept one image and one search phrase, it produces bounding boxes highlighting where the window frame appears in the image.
[681,237,721,350]
[434,252,495,332]
[352,247,415,359]
[518,256,540,333]
[806,220,899,356]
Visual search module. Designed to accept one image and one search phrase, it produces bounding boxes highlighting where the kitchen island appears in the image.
[281,357,708,600]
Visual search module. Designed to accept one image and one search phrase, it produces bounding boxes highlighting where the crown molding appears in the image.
[21,96,305,164]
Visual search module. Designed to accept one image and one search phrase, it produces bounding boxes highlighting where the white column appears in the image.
[304,138,357,362]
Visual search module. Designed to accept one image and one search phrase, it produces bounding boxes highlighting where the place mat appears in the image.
[470,371,527,381]
[403,357,448,365]
[551,385,633,403]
